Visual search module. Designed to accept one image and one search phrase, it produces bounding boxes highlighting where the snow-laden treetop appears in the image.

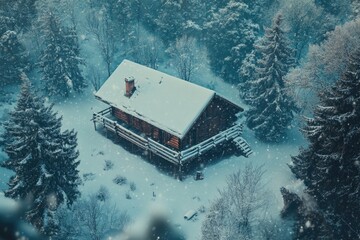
[95,60,215,138]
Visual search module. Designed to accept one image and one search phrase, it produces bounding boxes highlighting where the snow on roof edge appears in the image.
[215,93,244,112]
[180,93,215,138]
[94,60,243,139]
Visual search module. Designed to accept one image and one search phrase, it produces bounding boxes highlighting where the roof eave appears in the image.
[179,92,216,140]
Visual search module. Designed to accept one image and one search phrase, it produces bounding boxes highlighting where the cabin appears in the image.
[92,60,252,176]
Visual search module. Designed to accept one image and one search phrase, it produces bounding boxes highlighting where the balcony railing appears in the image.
[92,108,249,166]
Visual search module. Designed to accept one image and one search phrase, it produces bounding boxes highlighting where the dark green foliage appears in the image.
[0,16,28,87]
[0,0,37,31]
[39,12,86,97]
[41,209,60,238]
[245,14,298,142]
[290,49,360,239]
[140,0,205,44]
[154,0,184,44]
[204,0,258,83]
[1,79,81,236]
[315,0,351,20]
[0,16,16,35]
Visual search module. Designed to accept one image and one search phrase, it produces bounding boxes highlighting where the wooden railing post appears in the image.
[178,163,183,181]
[93,113,97,130]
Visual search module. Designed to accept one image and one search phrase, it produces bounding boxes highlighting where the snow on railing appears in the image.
[93,109,179,165]
[93,108,245,166]
[180,124,243,163]
[148,138,179,164]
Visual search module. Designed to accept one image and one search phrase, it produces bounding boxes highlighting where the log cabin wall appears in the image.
[112,107,181,150]
[181,96,238,150]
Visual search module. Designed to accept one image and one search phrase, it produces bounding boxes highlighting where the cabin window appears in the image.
[113,108,129,124]
[152,128,159,140]
[130,116,141,130]
[162,132,172,144]
[142,121,152,136]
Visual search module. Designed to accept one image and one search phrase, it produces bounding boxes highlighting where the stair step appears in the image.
[232,137,253,157]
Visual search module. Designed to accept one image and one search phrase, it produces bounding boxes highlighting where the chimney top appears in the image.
[125,76,135,83]
[125,77,136,97]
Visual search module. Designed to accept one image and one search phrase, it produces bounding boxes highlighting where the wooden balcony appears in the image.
[92,108,251,167]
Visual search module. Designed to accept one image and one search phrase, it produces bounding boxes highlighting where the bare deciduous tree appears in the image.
[86,8,117,77]
[129,28,164,70]
[285,18,360,114]
[280,0,329,61]
[201,164,268,240]
[169,36,199,81]
[88,66,103,91]
[57,194,130,240]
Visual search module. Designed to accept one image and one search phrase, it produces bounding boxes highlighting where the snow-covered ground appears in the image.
[58,70,304,238]
[0,67,305,239]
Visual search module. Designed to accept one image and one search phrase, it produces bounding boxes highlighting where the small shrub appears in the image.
[75,177,84,186]
[83,173,96,181]
[192,196,201,201]
[96,186,110,201]
[113,175,127,185]
[103,160,114,171]
[125,191,132,200]
[129,182,136,192]
[198,205,206,214]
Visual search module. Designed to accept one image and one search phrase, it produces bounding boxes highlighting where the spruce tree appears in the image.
[1,79,81,236]
[290,49,360,239]
[39,12,86,97]
[245,14,297,142]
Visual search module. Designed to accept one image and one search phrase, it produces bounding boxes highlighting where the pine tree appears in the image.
[1,79,81,236]
[290,49,360,239]
[0,16,28,86]
[204,0,258,83]
[245,14,298,143]
[39,12,86,97]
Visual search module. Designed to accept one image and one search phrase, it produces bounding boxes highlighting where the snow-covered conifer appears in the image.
[290,49,360,239]
[1,79,81,236]
[245,14,298,142]
[39,12,86,97]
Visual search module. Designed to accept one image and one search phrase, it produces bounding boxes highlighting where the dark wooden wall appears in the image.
[181,95,239,150]
[111,95,241,151]
[112,107,181,150]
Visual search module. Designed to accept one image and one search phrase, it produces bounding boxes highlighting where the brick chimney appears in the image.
[125,77,135,97]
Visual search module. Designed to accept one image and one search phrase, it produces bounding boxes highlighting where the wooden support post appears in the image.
[178,164,183,181]
[93,116,97,131]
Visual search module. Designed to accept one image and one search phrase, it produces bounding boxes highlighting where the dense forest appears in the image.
[1,0,360,239]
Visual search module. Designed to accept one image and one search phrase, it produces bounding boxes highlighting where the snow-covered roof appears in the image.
[95,60,216,139]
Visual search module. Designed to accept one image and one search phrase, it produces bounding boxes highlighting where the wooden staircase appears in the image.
[232,136,253,157]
